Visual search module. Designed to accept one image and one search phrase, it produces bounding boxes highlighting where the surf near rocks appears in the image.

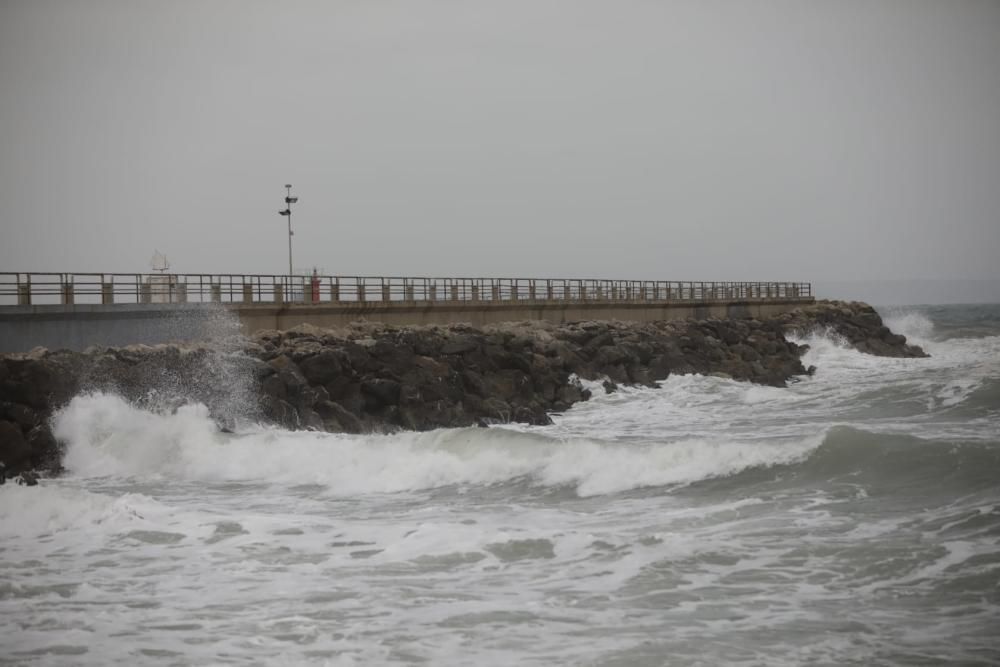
[250,315,808,434]
[0,300,926,478]
[773,301,928,357]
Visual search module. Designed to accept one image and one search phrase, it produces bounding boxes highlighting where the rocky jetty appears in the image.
[772,301,928,358]
[0,300,925,479]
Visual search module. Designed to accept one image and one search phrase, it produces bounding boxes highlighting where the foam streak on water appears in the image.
[2,304,999,665]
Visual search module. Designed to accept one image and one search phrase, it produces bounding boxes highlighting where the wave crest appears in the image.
[53,392,824,497]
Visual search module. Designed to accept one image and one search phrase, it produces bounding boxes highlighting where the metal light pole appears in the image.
[278,184,298,277]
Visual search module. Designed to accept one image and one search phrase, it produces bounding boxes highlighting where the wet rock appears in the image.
[361,379,402,408]
[15,470,39,486]
[297,350,342,385]
[1,299,925,477]
[772,300,927,358]
[0,421,31,473]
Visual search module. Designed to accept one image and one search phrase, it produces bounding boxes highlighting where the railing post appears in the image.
[450,284,459,301]
[274,283,284,304]
[62,281,75,305]
[471,284,479,301]
[382,284,391,302]
[175,283,187,303]
[331,279,340,303]
[242,284,253,304]
[358,282,366,302]
[546,280,554,300]
[510,280,518,301]
[101,281,113,305]
[210,284,222,303]
[16,278,31,306]
[529,281,536,301]
[579,280,586,300]
[428,283,436,301]
[491,283,499,301]
[406,283,415,301]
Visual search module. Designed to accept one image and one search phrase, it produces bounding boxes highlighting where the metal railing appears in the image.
[0,272,813,307]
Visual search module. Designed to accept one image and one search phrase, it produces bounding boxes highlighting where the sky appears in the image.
[1,0,998,303]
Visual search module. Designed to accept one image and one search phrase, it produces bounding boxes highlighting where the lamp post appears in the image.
[278,184,298,278]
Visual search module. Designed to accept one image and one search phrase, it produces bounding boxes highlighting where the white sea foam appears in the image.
[52,392,823,496]
[883,309,936,347]
[0,484,169,540]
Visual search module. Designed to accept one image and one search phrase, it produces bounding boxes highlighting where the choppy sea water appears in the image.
[2,305,999,666]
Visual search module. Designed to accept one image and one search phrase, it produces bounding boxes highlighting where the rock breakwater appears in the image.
[0,300,925,478]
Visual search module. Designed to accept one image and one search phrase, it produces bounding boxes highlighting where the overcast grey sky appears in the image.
[1,1,998,295]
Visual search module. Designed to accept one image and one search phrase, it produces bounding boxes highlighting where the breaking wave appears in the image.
[53,393,824,497]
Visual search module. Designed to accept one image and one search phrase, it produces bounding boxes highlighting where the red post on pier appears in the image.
[310,269,320,304]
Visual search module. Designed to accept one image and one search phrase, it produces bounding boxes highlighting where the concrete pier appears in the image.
[0,272,814,352]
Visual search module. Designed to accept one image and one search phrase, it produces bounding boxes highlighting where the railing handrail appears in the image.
[0,271,813,307]
[0,271,807,281]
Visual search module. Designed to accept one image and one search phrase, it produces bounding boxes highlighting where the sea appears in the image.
[2,304,999,666]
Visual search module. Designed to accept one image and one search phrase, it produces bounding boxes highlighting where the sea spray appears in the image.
[76,303,261,429]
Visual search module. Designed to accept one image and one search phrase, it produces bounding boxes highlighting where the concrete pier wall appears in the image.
[0,298,814,353]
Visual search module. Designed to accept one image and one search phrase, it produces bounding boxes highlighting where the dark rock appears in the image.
[0,420,31,473]
[15,470,38,486]
[361,379,402,408]
[0,401,39,430]
[441,335,480,355]
[26,425,60,470]
[315,400,363,433]
[298,350,342,385]
[774,300,927,358]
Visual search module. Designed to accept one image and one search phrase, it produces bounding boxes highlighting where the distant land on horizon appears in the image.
[815,279,1000,307]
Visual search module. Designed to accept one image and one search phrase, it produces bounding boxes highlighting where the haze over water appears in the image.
[2,303,999,665]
